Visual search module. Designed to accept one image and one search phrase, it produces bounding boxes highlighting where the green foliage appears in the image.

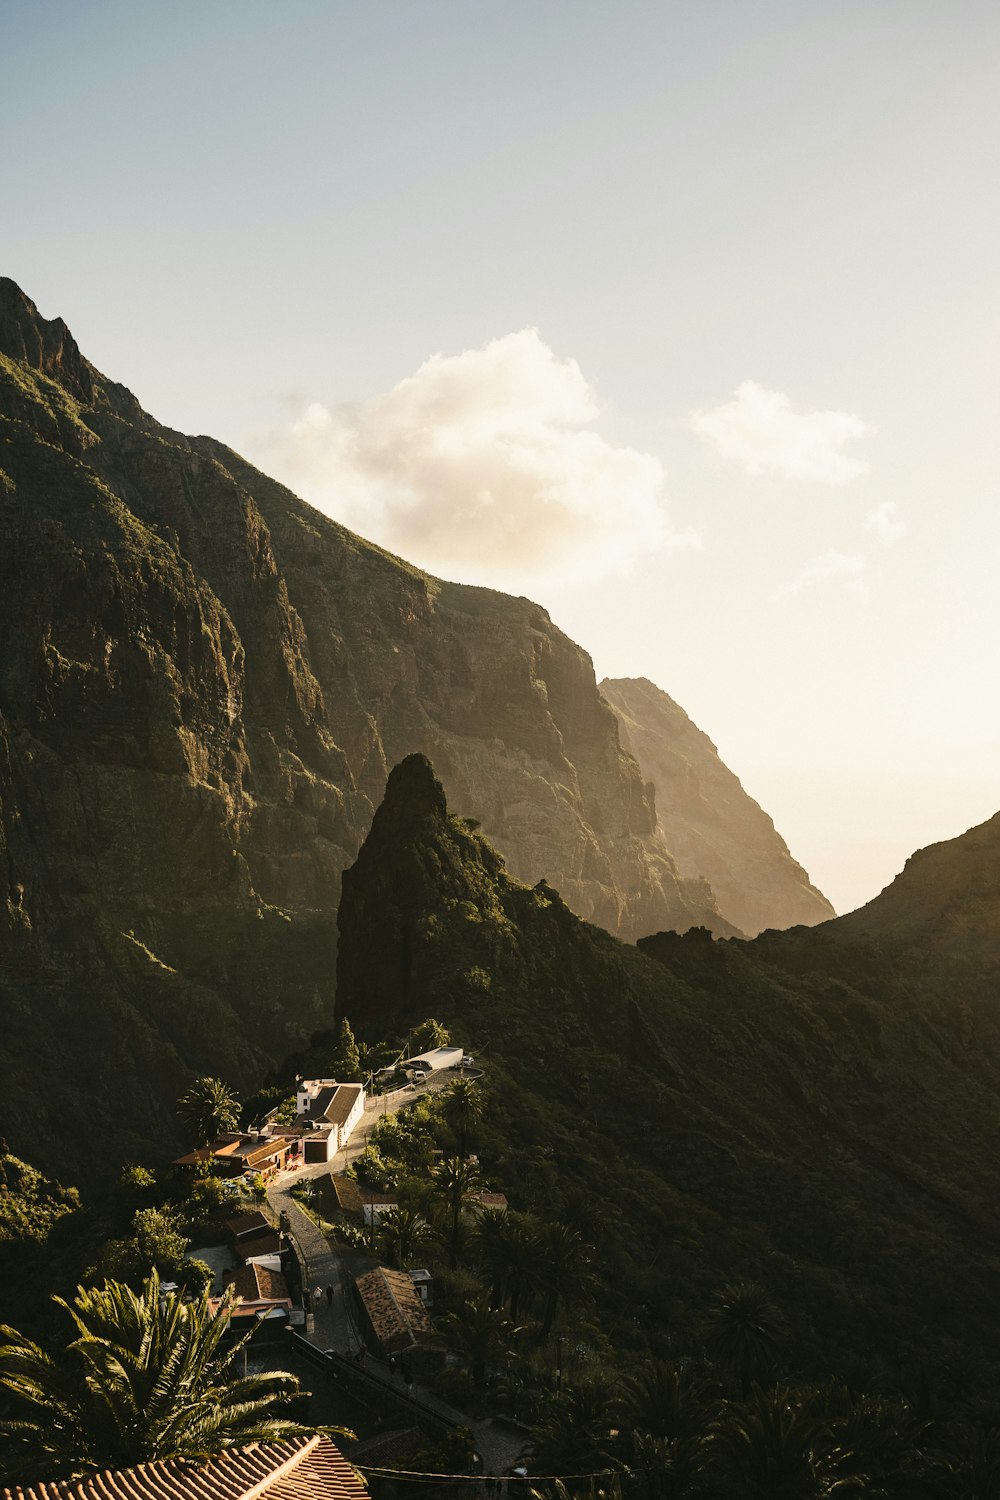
[330,1016,361,1080]
[0,1154,80,1243]
[376,1206,432,1270]
[89,1205,191,1288]
[177,1077,240,1147]
[241,1084,296,1130]
[411,1016,451,1051]
[119,1163,156,1194]
[438,1297,523,1386]
[0,1271,334,1482]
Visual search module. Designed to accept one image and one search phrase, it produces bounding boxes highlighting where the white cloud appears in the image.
[265,330,690,588]
[864,500,906,544]
[780,549,867,597]
[691,380,869,484]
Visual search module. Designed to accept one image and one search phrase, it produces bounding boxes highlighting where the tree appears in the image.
[89,1206,195,1290]
[536,1222,593,1343]
[438,1299,523,1387]
[475,1209,544,1320]
[177,1077,240,1147]
[434,1156,482,1269]
[525,1378,625,1478]
[622,1360,719,1498]
[377,1207,432,1270]
[411,1018,451,1053]
[706,1280,783,1394]
[442,1079,484,1160]
[330,1017,361,1081]
[708,1384,862,1499]
[0,1271,339,1483]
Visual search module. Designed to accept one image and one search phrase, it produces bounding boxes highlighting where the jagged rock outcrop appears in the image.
[600,676,834,935]
[338,753,1000,1379]
[0,279,736,1173]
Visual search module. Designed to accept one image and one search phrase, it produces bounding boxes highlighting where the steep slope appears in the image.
[0,279,733,1175]
[337,756,1000,1375]
[601,675,834,934]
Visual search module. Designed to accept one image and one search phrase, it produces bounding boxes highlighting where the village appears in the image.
[168,1038,531,1481]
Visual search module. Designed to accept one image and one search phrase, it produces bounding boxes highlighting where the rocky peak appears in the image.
[0,277,95,404]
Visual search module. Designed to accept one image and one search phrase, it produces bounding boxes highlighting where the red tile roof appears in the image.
[330,1175,364,1215]
[223,1264,291,1304]
[1,1435,366,1500]
[355,1266,432,1353]
[225,1211,272,1238]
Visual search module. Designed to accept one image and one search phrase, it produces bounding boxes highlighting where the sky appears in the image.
[3,0,998,915]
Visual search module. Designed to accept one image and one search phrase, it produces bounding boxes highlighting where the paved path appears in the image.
[265,1070,467,1349]
[265,1072,526,1472]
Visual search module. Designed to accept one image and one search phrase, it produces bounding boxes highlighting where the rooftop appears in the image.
[330,1175,364,1214]
[225,1211,272,1238]
[224,1264,291,1305]
[355,1266,432,1351]
[0,1434,367,1500]
[324,1083,363,1127]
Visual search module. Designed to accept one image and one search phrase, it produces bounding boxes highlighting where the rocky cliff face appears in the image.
[0,280,737,1173]
[600,676,834,935]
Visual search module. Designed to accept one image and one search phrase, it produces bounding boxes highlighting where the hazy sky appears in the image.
[4,1,998,914]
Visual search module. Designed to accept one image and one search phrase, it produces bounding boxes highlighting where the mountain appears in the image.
[0,279,742,1175]
[337,755,1000,1376]
[600,675,834,935]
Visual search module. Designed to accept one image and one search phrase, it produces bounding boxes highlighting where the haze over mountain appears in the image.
[601,676,835,935]
[0,278,820,1169]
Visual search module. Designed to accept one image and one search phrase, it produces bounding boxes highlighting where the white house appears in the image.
[289,1080,366,1162]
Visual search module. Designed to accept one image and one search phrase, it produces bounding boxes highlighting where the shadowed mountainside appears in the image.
[0,278,744,1174]
[601,675,834,935]
[337,754,1000,1375]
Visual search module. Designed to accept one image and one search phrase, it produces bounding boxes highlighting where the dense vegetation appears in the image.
[0,1273,316,1485]
[332,753,1000,1491]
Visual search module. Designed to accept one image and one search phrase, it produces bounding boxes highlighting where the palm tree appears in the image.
[537,1222,593,1343]
[525,1377,625,1478]
[475,1207,544,1319]
[177,1077,240,1146]
[0,1271,338,1484]
[622,1360,719,1498]
[706,1280,783,1394]
[377,1207,432,1270]
[475,1205,512,1308]
[707,1384,863,1499]
[442,1079,484,1160]
[434,1156,482,1269]
[438,1299,523,1387]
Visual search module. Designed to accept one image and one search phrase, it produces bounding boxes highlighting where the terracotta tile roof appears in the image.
[331,1175,364,1214]
[1,1434,366,1500]
[472,1192,508,1209]
[225,1211,272,1238]
[355,1266,432,1353]
[223,1264,291,1304]
[235,1232,282,1263]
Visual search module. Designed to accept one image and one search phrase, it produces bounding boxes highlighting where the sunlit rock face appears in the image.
[0,279,739,1175]
[601,676,834,936]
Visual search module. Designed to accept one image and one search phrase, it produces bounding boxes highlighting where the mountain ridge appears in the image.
[0,278,748,1174]
[600,674,834,935]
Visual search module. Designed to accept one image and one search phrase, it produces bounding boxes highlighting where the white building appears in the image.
[406,1047,463,1073]
[277,1079,366,1163]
